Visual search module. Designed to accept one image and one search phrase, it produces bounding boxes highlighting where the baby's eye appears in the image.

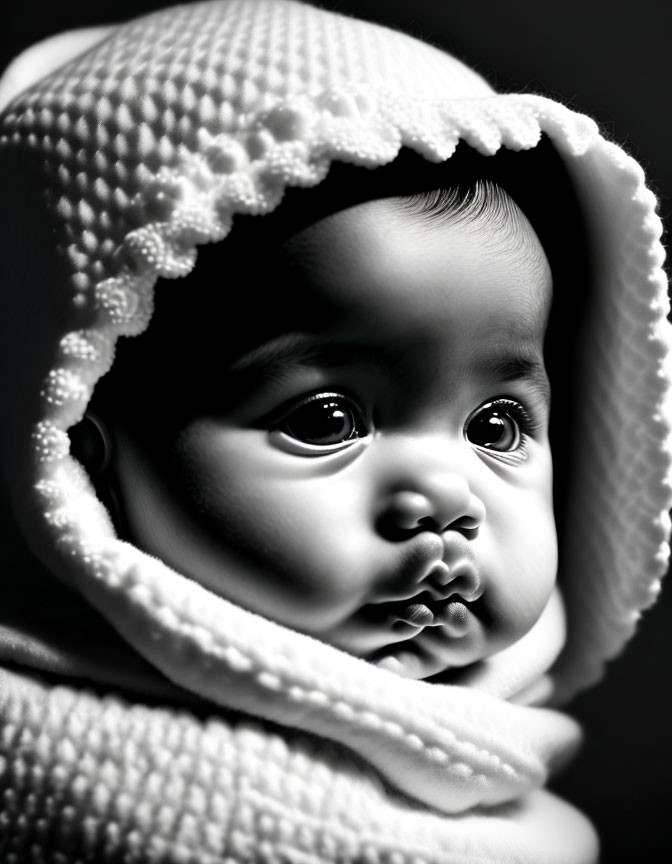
[269,392,371,456]
[282,393,368,445]
[465,399,534,460]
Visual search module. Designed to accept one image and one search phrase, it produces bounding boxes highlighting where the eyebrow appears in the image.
[228,333,550,404]
[227,334,396,382]
[474,349,551,407]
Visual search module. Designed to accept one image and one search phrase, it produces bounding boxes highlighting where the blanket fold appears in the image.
[0,656,590,864]
[0,547,584,860]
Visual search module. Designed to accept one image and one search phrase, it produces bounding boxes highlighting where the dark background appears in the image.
[3,2,671,861]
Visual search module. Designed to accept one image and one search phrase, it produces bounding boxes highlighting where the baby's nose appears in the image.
[379,475,486,537]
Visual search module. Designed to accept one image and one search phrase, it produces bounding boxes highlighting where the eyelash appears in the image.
[268,391,371,456]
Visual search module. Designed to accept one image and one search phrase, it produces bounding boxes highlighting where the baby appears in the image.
[0,1,669,862]
[85,145,563,687]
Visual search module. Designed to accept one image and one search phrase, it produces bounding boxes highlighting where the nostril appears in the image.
[377,483,485,539]
[458,516,477,530]
[385,491,434,532]
[453,515,482,535]
[454,496,486,533]
[376,495,433,541]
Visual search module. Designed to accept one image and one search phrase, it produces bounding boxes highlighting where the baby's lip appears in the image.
[387,594,473,636]
[370,533,482,632]
[378,536,483,628]
[422,558,482,602]
[395,601,437,627]
[385,550,482,603]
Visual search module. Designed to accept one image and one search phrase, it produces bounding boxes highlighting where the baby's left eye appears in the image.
[270,391,370,455]
[465,399,531,456]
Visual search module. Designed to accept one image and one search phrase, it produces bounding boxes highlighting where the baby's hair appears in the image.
[395,180,541,274]
[399,179,520,229]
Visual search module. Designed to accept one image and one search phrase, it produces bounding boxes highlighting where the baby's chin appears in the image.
[369,639,483,681]
[362,603,492,680]
[371,650,481,681]
[372,651,437,680]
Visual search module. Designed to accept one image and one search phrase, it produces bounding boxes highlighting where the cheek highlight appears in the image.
[165,424,384,616]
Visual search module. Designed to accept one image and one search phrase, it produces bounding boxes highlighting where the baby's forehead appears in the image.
[145,167,553,366]
[238,146,551,284]
[104,143,577,396]
[269,184,553,327]
[376,184,551,285]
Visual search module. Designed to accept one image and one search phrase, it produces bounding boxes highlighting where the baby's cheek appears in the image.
[483,495,557,646]
[258,475,380,608]
[178,425,379,617]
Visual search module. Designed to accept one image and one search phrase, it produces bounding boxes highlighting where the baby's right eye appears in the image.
[270,391,371,456]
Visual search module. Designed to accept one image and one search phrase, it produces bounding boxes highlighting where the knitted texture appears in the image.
[0,668,456,864]
[0,666,596,864]
[0,0,669,860]
[1,668,440,864]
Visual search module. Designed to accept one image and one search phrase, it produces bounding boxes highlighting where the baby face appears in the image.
[109,192,556,680]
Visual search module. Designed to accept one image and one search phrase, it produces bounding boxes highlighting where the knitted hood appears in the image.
[0,0,669,767]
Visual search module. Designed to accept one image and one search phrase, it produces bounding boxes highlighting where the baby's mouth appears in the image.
[386,593,472,636]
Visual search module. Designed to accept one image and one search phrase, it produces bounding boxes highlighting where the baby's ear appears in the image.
[69,412,113,479]
[0,26,114,112]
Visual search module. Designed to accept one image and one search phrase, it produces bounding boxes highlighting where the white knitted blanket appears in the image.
[0,586,598,863]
